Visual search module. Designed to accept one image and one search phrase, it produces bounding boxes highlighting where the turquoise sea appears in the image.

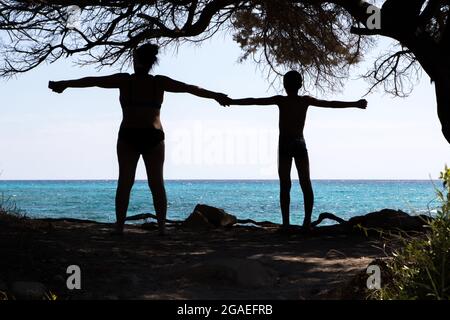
[0,180,441,225]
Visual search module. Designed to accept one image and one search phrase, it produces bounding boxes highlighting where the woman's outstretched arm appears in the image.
[49,73,127,93]
[157,75,228,103]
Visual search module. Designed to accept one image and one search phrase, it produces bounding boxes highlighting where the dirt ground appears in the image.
[0,217,386,300]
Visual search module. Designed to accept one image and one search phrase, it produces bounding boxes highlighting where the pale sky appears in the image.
[0,35,449,180]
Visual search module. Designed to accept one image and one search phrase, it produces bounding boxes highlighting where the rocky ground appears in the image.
[0,206,427,300]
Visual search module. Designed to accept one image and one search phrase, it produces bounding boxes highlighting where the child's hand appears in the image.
[214,93,231,107]
[48,81,66,94]
[358,99,368,109]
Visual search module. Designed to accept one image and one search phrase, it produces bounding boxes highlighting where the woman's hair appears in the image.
[283,70,303,90]
[134,43,159,69]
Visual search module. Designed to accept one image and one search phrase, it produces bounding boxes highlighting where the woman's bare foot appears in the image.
[302,220,313,233]
[158,224,166,236]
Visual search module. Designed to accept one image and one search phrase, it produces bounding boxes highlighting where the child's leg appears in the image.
[278,154,293,226]
[294,154,314,228]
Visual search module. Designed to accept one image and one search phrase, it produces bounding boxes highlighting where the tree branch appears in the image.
[350,26,383,36]
[419,0,441,25]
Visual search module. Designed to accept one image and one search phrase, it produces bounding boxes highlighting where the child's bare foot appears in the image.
[110,224,124,236]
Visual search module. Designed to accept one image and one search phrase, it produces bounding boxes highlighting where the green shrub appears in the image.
[0,193,27,222]
[377,167,450,300]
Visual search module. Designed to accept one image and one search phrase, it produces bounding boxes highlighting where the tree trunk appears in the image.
[406,37,450,144]
[434,73,450,144]
[340,0,450,144]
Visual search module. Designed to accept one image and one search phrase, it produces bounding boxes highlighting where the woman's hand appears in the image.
[48,81,67,93]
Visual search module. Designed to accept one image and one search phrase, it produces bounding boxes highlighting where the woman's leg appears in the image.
[278,153,293,227]
[142,141,167,235]
[294,154,314,228]
[115,140,140,234]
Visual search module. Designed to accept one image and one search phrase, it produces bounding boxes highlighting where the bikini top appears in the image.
[121,74,162,110]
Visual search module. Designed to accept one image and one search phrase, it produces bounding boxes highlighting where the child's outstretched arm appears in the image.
[227,95,283,106]
[306,96,367,109]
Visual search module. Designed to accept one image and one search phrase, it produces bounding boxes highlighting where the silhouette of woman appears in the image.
[49,44,228,235]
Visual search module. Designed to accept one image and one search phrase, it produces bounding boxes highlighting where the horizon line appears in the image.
[0,178,440,182]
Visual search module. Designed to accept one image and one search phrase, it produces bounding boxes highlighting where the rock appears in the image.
[348,209,425,231]
[193,204,237,227]
[183,258,276,288]
[11,281,48,300]
[182,210,214,230]
[310,209,431,236]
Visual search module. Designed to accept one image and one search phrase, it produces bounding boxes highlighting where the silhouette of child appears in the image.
[223,71,367,230]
